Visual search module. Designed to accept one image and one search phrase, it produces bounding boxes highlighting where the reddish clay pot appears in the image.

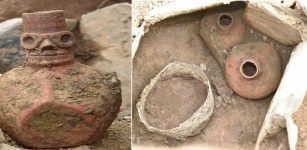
[0,10,121,148]
[200,3,246,67]
[225,42,281,100]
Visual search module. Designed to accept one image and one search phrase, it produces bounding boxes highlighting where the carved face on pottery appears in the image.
[21,10,75,66]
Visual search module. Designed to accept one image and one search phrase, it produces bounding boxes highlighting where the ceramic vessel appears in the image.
[200,3,246,68]
[225,42,281,100]
[0,10,121,148]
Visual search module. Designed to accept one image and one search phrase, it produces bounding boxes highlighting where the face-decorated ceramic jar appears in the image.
[21,10,75,67]
[0,10,121,148]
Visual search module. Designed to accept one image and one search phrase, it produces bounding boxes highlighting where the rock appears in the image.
[66,18,78,31]
[0,18,80,73]
[80,3,131,111]
[117,109,131,121]
[244,2,302,45]
[0,18,24,73]
[0,129,5,143]
[0,18,22,34]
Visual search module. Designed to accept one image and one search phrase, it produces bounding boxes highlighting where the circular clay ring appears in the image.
[137,62,214,140]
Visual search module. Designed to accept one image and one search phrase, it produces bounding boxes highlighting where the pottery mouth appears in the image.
[240,60,260,79]
[25,49,74,67]
[217,13,234,29]
[28,49,71,56]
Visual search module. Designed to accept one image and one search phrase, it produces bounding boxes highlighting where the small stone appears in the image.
[66,19,78,31]
[0,129,5,143]
[215,100,221,108]
[110,77,118,84]
[217,96,227,107]
[263,35,267,41]
[117,109,131,121]
[124,116,131,121]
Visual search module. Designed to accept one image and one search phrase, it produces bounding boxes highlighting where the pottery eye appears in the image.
[60,33,73,43]
[21,34,39,49]
[23,35,34,45]
[56,32,75,48]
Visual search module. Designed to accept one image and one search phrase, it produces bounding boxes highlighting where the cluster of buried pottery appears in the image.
[200,3,282,100]
[138,3,293,139]
[0,10,121,148]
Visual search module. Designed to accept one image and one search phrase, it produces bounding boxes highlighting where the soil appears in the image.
[293,94,307,150]
[144,76,208,130]
[258,129,289,150]
[89,120,131,150]
[133,2,292,149]
[3,120,131,150]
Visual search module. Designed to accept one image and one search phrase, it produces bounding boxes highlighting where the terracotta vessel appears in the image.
[225,42,281,100]
[200,3,246,68]
[0,10,121,148]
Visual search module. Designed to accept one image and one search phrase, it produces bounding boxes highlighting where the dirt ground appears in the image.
[132,2,292,149]
[293,94,307,150]
[3,120,131,150]
[0,0,131,149]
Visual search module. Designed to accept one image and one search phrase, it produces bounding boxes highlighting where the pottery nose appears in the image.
[39,39,57,51]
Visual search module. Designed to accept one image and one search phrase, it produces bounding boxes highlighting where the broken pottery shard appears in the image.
[244,2,302,45]
[225,42,282,100]
[137,62,214,140]
[80,3,131,111]
[0,10,121,148]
